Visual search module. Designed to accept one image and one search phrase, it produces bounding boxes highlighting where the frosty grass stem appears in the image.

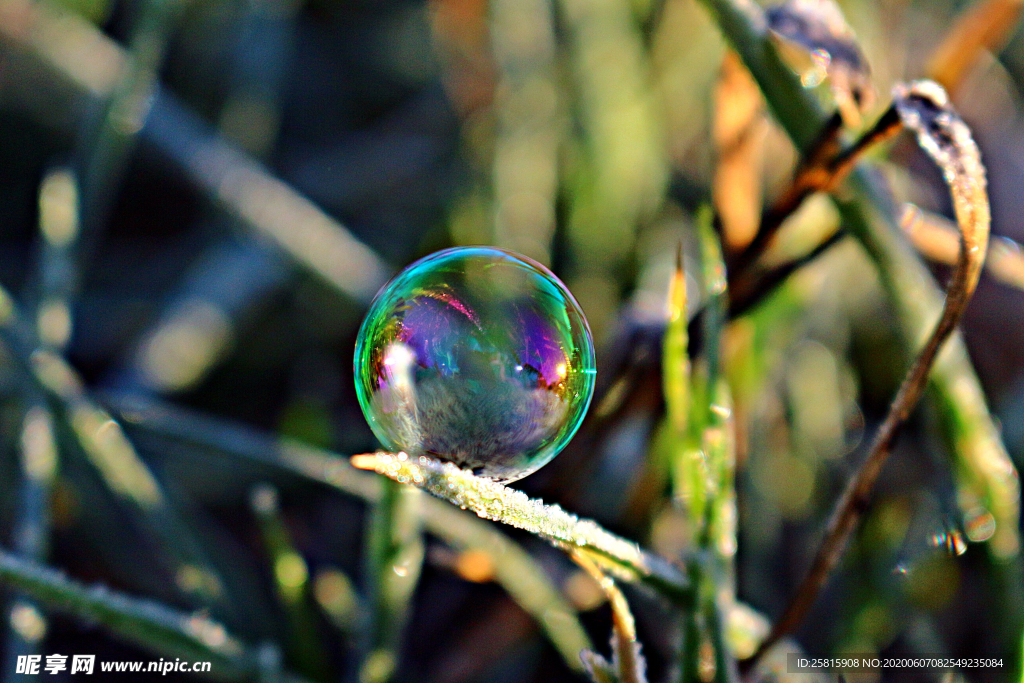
[350,453,693,606]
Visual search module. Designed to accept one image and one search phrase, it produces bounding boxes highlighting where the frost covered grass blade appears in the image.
[350,452,692,604]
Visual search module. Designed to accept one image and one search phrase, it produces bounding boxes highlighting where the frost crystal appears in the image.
[892,80,989,294]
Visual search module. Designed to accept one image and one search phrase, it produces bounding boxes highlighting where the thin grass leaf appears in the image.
[2,167,76,675]
[695,0,826,153]
[2,399,59,681]
[147,93,393,303]
[673,405,708,538]
[664,242,690,438]
[350,452,692,605]
[677,218,738,683]
[667,209,729,545]
[697,384,741,683]
[35,167,78,352]
[74,0,188,260]
[0,548,301,683]
[11,402,57,557]
[702,381,736,569]
[705,595,740,683]
[697,388,740,683]
[661,229,706,541]
[695,217,734,559]
[249,485,331,682]
[678,561,705,683]
[1018,627,1024,683]
[3,171,77,671]
[697,208,728,394]
[12,403,56,557]
[358,479,424,683]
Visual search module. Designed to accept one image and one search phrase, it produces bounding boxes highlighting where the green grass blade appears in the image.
[664,241,689,437]
[0,548,285,683]
[74,0,187,251]
[358,479,424,683]
[250,485,332,682]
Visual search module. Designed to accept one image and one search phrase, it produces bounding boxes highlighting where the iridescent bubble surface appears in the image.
[354,247,596,483]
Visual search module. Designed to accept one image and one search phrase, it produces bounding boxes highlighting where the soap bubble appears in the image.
[354,247,596,483]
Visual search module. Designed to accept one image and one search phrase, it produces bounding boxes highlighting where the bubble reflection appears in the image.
[354,247,596,482]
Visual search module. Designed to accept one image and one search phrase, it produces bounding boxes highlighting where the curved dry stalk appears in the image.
[573,550,647,683]
[699,0,1018,565]
[755,80,991,658]
[350,453,692,605]
[902,204,1024,291]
